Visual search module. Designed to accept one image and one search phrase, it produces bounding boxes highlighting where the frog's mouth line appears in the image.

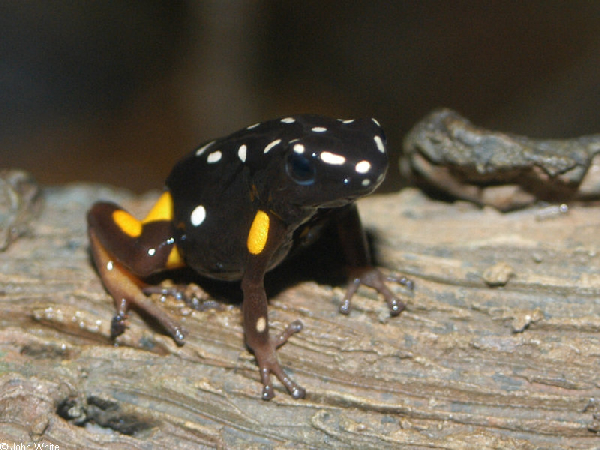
[316,196,359,208]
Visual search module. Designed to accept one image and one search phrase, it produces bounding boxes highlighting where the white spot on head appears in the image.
[106,261,114,271]
[355,160,371,174]
[256,316,266,333]
[196,141,214,156]
[312,126,327,133]
[362,179,371,187]
[264,139,281,154]
[371,118,381,126]
[190,205,206,226]
[238,144,247,162]
[207,150,222,163]
[374,135,385,153]
[293,143,305,154]
[148,248,156,256]
[246,122,260,130]
[281,117,295,124]
[320,151,346,165]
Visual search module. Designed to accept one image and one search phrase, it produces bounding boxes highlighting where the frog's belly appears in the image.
[175,225,293,281]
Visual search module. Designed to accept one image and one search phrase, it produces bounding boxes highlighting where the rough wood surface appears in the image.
[1,185,599,449]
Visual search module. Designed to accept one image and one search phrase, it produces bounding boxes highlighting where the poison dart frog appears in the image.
[87,115,413,400]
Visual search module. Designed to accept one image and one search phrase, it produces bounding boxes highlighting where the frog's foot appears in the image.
[113,292,188,345]
[143,283,221,311]
[110,312,129,339]
[340,267,414,317]
[110,298,130,339]
[253,320,306,401]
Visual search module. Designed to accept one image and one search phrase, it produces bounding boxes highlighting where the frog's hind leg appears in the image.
[87,198,187,344]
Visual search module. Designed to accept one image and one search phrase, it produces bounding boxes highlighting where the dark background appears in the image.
[3,1,600,192]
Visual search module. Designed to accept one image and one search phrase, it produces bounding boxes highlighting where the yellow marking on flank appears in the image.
[247,210,270,255]
[166,245,185,269]
[143,191,174,224]
[113,210,142,238]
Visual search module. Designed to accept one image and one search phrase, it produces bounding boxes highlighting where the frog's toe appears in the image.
[110,313,128,339]
[388,274,414,291]
[258,358,306,401]
[273,320,303,347]
[143,283,214,310]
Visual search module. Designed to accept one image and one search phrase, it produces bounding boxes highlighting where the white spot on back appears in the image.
[148,248,156,256]
[106,261,114,271]
[374,135,385,153]
[320,151,346,165]
[281,117,295,123]
[293,143,305,154]
[190,205,206,226]
[372,118,381,126]
[238,144,247,162]
[362,179,371,187]
[246,122,260,130]
[207,150,222,163]
[196,140,214,156]
[355,160,371,174]
[312,126,327,133]
[340,119,354,124]
[264,139,281,153]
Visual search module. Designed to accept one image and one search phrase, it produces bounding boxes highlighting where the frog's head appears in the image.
[269,115,389,209]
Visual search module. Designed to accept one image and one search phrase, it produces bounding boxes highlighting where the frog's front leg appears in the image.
[87,193,187,344]
[335,204,414,316]
[242,211,306,400]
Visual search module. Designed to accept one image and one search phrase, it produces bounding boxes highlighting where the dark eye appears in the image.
[286,151,316,185]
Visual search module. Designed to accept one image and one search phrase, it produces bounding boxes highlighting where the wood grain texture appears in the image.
[0,185,598,449]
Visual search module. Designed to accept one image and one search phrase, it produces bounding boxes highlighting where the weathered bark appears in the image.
[401,108,600,210]
[0,184,598,449]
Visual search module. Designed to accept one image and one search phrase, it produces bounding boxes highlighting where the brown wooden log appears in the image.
[0,185,598,448]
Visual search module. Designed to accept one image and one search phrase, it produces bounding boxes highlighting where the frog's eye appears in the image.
[286,151,316,185]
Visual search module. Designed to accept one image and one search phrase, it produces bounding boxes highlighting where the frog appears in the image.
[87,114,413,400]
